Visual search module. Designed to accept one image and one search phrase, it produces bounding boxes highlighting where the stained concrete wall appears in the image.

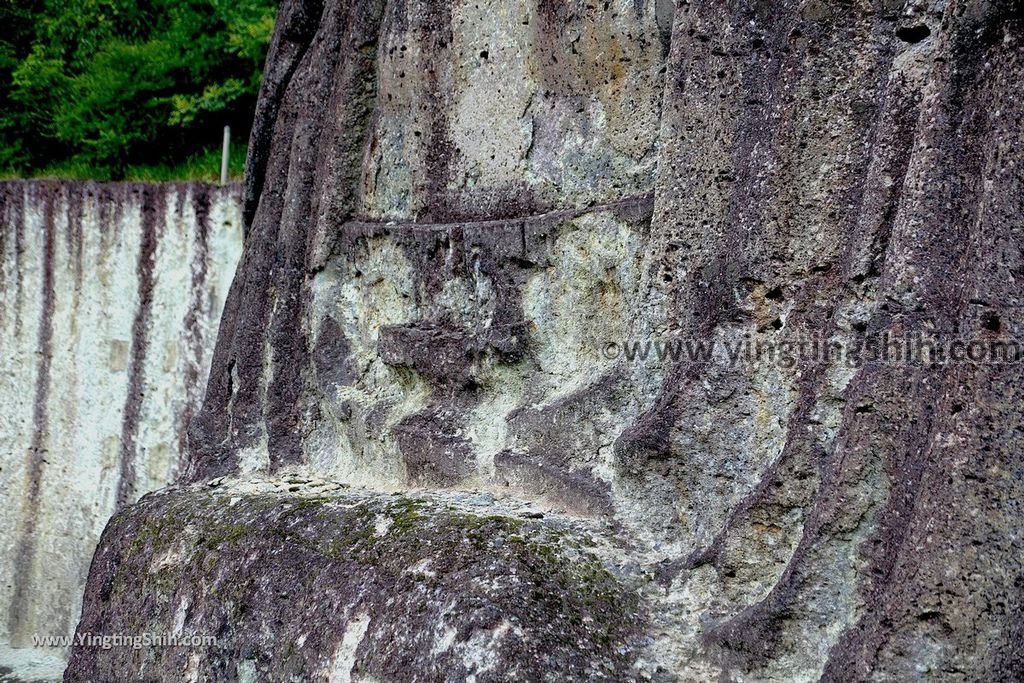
[0,181,242,659]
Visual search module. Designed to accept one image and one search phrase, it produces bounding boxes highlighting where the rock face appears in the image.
[71,480,644,682]
[0,182,242,662]
[68,0,1024,681]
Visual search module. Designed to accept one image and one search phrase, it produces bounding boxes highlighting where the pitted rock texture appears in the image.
[68,481,644,682]
[0,181,242,661]
[297,197,660,513]
[70,0,1024,680]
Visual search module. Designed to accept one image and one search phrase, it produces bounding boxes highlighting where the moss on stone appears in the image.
[73,486,643,681]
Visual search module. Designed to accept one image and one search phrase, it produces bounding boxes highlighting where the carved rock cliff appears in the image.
[67,0,1024,680]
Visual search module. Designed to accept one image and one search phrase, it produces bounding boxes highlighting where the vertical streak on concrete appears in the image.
[12,185,25,339]
[97,184,112,256]
[0,186,8,326]
[67,184,85,296]
[178,186,213,464]
[115,186,165,508]
[7,183,57,645]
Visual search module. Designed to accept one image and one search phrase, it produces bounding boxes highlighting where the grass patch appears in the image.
[1,142,248,183]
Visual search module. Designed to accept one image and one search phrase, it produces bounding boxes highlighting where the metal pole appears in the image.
[220,125,231,185]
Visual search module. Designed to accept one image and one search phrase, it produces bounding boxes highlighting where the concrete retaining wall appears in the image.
[0,181,242,669]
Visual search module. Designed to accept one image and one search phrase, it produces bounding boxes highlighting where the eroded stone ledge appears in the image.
[67,479,647,682]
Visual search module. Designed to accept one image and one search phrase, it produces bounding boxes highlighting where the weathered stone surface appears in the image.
[629,1,1024,679]
[68,480,644,682]
[296,199,658,503]
[69,0,1024,680]
[0,181,242,671]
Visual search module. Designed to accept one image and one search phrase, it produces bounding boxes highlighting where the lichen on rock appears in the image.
[69,480,644,682]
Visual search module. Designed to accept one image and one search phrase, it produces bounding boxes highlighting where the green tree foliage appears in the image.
[0,0,277,179]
